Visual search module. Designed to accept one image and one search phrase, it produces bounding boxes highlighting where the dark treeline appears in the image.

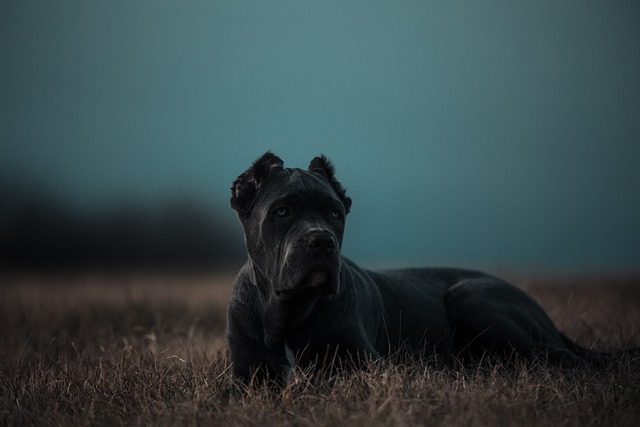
[0,187,245,273]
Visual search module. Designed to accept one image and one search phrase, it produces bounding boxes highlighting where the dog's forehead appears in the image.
[263,168,338,203]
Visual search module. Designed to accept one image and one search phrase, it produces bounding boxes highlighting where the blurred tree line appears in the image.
[0,182,245,273]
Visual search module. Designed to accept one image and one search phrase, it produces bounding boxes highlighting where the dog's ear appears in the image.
[231,152,284,214]
[308,155,352,214]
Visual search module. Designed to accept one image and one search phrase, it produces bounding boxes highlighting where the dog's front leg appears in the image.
[262,297,290,350]
[227,299,292,385]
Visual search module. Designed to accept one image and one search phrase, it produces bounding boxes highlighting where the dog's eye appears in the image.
[274,207,290,218]
[331,209,342,221]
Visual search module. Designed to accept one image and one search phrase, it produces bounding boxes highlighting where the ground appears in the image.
[1,272,639,426]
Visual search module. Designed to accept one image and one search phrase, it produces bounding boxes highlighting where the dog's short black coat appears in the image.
[227,152,626,383]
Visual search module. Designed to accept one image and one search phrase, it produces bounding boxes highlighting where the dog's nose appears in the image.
[306,231,337,255]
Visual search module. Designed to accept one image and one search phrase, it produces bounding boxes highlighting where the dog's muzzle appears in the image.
[306,229,337,257]
[273,229,341,299]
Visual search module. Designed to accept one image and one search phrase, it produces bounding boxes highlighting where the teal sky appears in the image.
[2,1,639,272]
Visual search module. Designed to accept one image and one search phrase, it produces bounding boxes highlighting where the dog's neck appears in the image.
[247,258,325,350]
[246,258,274,300]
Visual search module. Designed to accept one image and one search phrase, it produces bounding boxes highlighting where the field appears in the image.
[1,272,639,426]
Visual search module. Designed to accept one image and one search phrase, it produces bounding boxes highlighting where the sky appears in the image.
[1,0,640,273]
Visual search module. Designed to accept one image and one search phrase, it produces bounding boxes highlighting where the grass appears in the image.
[1,272,639,426]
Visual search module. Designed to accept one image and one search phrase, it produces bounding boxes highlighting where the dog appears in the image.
[227,152,620,383]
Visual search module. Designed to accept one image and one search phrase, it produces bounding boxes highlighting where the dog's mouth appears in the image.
[302,270,329,289]
[274,268,339,299]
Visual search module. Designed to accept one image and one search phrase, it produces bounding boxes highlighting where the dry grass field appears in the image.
[1,272,639,426]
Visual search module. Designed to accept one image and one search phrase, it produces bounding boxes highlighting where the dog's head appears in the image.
[231,152,352,300]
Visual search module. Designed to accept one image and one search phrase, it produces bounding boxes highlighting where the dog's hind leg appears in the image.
[444,277,583,366]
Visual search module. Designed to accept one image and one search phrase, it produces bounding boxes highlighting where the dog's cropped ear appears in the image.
[231,152,284,214]
[308,155,352,214]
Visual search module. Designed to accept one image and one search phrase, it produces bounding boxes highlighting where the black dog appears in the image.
[227,152,618,383]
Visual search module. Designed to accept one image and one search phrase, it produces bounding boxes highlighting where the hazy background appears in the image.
[1,0,639,274]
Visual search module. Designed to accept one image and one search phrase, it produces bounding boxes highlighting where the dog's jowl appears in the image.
[227,152,621,383]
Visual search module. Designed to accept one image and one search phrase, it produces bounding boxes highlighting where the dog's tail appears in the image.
[560,333,640,368]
